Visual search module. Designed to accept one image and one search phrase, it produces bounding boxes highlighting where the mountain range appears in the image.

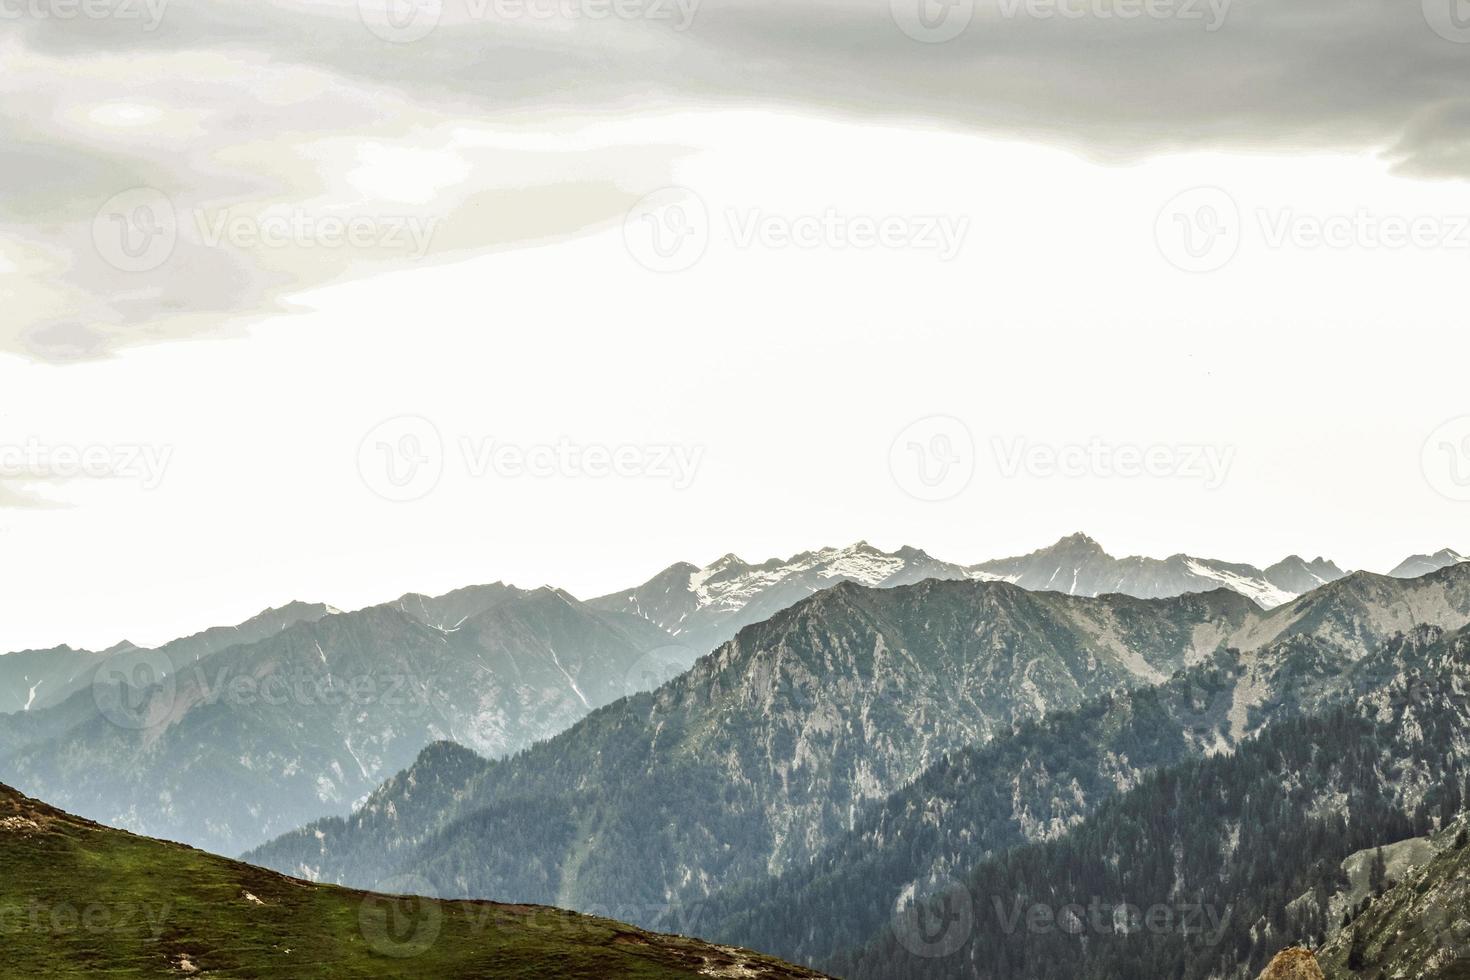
[591,534,1467,660]
[4,532,1470,977]
[245,564,1470,974]
[244,579,1260,906]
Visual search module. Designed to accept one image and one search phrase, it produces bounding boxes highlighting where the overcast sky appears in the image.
[2,0,1469,651]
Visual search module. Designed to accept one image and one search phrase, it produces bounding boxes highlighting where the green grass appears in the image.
[0,783,827,979]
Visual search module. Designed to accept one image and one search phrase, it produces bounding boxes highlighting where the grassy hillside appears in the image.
[0,782,828,979]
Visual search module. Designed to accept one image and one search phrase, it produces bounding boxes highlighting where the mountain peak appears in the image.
[1388,548,1468,579]
[1050,532,1106,553]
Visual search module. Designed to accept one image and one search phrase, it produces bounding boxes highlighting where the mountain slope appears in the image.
[0,781,828,979]
[693,623,1461,968]
[1318,812,1470,979]
[835,624,1470,980]
[0,585,671,856]
[246,579,1261,922]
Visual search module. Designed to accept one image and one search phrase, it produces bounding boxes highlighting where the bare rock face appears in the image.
[1258,947,1326,980]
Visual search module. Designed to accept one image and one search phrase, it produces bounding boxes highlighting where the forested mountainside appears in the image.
[834,626,1470,979]
[694,624,1461,967]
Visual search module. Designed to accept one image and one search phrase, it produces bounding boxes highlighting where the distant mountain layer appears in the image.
[1390,548,1469,580]
[592,535,1464,662]
[969,533,1347,609]
[0,781,828,979]
[594,532,1470,691]
[0,600,335,714]
[0,584,672,856]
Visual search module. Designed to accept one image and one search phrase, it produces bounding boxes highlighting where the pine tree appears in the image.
[1369,847,1388,896]
[1348,928,1367,970]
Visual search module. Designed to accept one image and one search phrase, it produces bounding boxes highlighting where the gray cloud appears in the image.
[3,0,1467,360]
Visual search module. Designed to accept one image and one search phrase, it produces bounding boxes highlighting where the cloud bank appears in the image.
[3,0,1467,360]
